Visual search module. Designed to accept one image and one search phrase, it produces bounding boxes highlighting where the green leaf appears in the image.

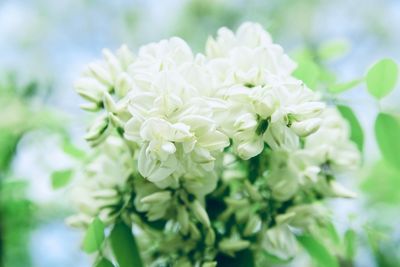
[62,141,86,159]
[328,79,363,94]
[110,221,143,267]
[337,105,364,152]
[318,39,350,61]
[361,160,400,204]
[366,58,398,99]
[82,217,105,254]
[0,130,20,172]
[51,169,73,189]
[375,113,400,169]
[344,229,357,260]
[325,223,341,246]
[293,59,320,90]
[297,235,339,267]
[95,258,115,267]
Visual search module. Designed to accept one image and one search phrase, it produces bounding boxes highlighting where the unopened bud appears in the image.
[224,198,249,207]
[291,118,321,137]
[75,78,106,103]
[102,48,122,79]
[80,102,101,112]
[189,222,201,240]
[115,72,133,97]
[329,180,357,198]
[289,102,325,121]
[202,262,217,267]
[275,212,296,225]
[177,206,189,235]
[205,228,216,246]
[88,63,113,87]
[140,191,171,204]
[244,214,262,236]
[190,200,210,228]
[85,114,109,142]
[103,92,117,113]
[109,113,124,128]
[91,189,119,199]
[219,239,250,253]
[117,44,135,69]
[244,180,262,201]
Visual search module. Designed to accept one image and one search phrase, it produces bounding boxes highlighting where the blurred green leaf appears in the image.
[297,234,339,267]
[0,131,20,172]
[375,113,400,169]
[82,217,105,254]
[329,79,363,94]
[51,169,73,189]
[325,222,341,247]
[95,258,115,267]
[344,229,357,261]
[338,105,364,152]
[293,59,320,90]
[62,141,86,159]
[318,39,350,61]
[361,160,400,204]
[366,59,398,99]
[110,221,143,267]
[0,179,35,267]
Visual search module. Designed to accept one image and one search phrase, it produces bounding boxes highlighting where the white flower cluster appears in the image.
[70,22,360,266]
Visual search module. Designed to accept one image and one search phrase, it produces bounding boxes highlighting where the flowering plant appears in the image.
[69,22,360,267]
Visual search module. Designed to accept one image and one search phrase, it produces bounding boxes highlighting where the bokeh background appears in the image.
[0,0,399,266]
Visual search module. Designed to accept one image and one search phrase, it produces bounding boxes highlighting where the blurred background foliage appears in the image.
[0,0,399,266]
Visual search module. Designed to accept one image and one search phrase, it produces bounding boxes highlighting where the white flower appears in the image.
[206,22,296,86]
[123,44,230,190]
[75,45,135,104]
[67,137,133,226]
[262,225,297,260]
[71,22,362,266]
[305,107,360,171]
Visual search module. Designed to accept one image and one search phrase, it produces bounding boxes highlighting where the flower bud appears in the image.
[108,112,124,128]
[202,262,217,267]
[244,180,262,201]
[244,214,262,236]
[329,180,357,198]
[190,199,210,228]
[140,191,171,204]
[177,206,189,235]
[290,118,321,137]
[262,226,297,260]
[85,114,109,144]
[88,63,113,87]
[103,92,117,113]
[205,228,216,246]
[115,72,133,97]
[80,102,101,112]
[75,78,106,103]
[91,189,119,199]
[275,212,296,225]
[236,137,264,160]
[102,48,122,79]
[288,102,325,121]
[116,44,135,69]
[219,239,250,254]
[189,222,201,240]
